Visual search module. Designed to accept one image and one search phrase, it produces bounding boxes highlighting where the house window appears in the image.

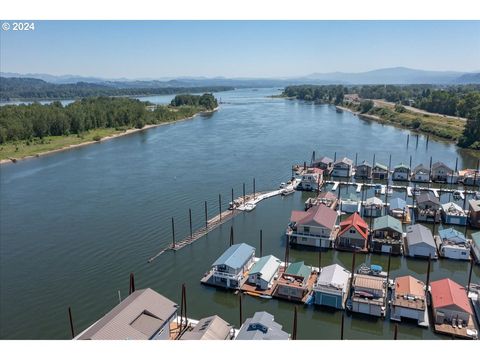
[302,237,307,242]
[349,229,356,234]
[304,226,310,233]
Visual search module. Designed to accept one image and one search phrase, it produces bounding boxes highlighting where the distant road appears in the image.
[372,99,467,121]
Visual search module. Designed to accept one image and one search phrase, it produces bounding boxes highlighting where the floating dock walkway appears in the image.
[148,185,294,263]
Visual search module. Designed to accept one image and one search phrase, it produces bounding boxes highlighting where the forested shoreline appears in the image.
[0,77,233,101]
[0,94,217,145]
[281,85,480,150]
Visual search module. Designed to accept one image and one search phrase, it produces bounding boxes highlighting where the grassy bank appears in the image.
[342,102,465,143]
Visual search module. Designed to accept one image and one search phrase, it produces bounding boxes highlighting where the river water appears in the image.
[0,88,479,339]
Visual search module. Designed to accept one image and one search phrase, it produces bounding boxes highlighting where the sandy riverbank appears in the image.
[0,106,219,165]
[335,105,382,121]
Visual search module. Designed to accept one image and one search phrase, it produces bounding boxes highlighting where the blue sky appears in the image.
[1,21,479,78]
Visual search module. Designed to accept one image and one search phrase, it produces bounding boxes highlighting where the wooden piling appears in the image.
[230,225,234,246]
[204,201,208,229]
[394,323,398,340]
[68,306,75,339]
[416,134,419,148]
[239,292,243,327]
[260,229,263,258]
[243,183,246,205]
[189,208,193,238]
[171,217,176,248]
[340,313,345,340]
[231,188,234,212]
[355,152,358,167]
[334,152,337,162]
[406,134,410,147]
[425,256,431,292]
[292,306,298,340]
[253,178,256,200]
[218,194,222,221]
[467,258,474,293]
[129,272,135,295]
[318,248,322,270]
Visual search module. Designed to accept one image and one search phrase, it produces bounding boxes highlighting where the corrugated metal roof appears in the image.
[334,157,353,166]
[338,212,369,239]
[432,161,452,171]
[285,261,311,279]
[438,228,466,244]
[469,199,480,212]
[235,312,289,340]
[291,203,337,229]
[389,197,407,210]
[212,243,255,270]
[180,315,232,340]
[77,288,177,340]
[353,274,385,291]
[395,275,425,298]
[413,163,429,173]
[316,264,350,290]
[373,162,388,171]
[472,232,480,247]
[430,278,472,315]
[394,163,410,170]
[406,224,435,248]
[416,192,440,206]
[365,197,383,206]
[373,215,403,234]
[248,255,281,283]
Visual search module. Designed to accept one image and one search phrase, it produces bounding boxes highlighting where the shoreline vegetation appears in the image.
[0,94,219,164]
[280,85,480,151]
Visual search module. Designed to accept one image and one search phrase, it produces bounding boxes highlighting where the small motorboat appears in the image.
[258,294,273,299]
[453,190,464,200]
[281,188,295,196]
[279,182,286,189]
[244,202,256,212]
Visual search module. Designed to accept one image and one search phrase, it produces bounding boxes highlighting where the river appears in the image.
[0,88,478,339]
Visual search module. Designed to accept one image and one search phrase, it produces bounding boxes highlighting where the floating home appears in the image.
[312,156,334,175]
[305,191,337,210]
[415,192,441,223]
[339,193,361,213]
[203,243,255,289]
[389,197,410,223]
[372,163,389,180]
[405,224,437,259]
[349,274,387,317]
[430,278,478,339]
[332,157,354,178]
[411,164,430,183]
[180,315,234,340]
[392,163,411,181]
[471,232,480,264]
[431,161,454,183]
[468,199,480,228]
[436,228,470,261]
[288,204,338,248]
[441,202,467,226]
[274,261,313,302]
[363,196,384,218]
[313,264,351,309]
[461,169,480,186]
[336,212,369,253]
[355,160,372,180]
[371,215,404,255]
[235,312,290,340]
[298,168,323,191]
[471,288,480,326]
[247,255,281,291]
[390,275,428,327]
[76,288,178,340]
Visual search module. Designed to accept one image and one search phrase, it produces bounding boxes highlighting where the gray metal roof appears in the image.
[406,224,436,248]
[180,315,233,340]
[77,288,177,340]
[212,243,255,270]
[248,255,281,283]
[315,264,350,290]
[235,311,289,340]
[416,192,440,206]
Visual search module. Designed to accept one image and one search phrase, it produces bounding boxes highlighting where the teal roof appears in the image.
[472,232,480,247]
[394,163,410,170]
[373,215,403,233]
[374,163,388,171]
[285,261,311,279]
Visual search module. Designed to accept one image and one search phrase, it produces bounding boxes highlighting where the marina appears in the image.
[1,88,479,340]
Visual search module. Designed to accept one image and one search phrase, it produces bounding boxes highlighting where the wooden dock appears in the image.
[148,187,291,263]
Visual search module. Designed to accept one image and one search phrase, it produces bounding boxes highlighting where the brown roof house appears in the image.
[287,204,338,248]
[76,288,178,340]
[390,275,428,327]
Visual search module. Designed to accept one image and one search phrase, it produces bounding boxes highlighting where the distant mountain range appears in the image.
[2,67,480,87]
